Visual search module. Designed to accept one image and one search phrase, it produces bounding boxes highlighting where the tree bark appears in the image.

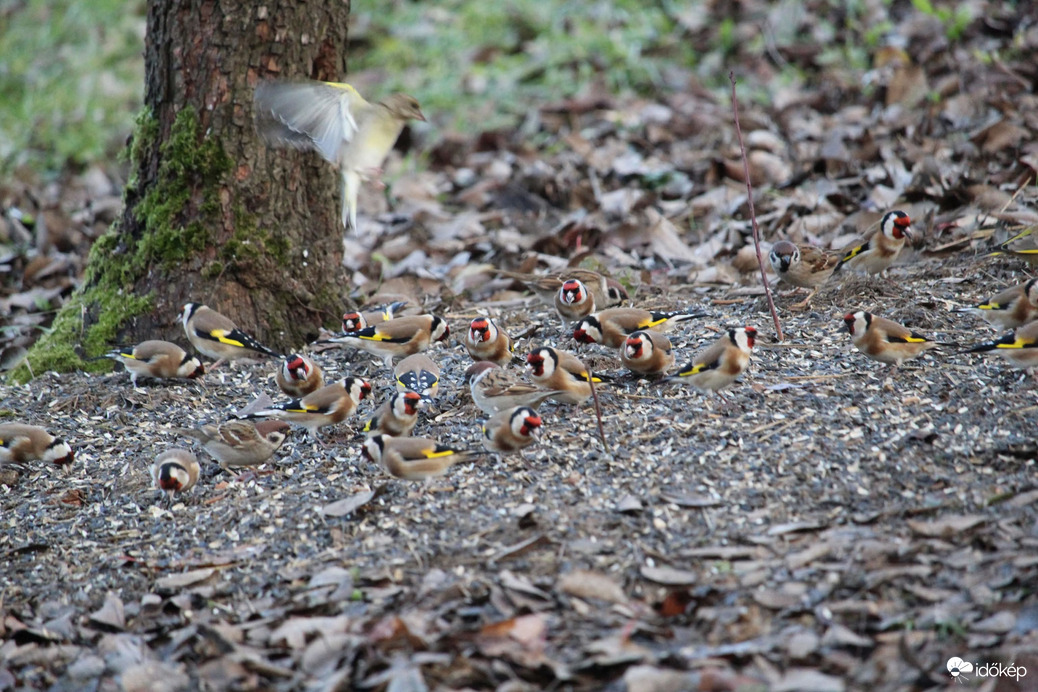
[19,0,353,380]
[130,0,353,348]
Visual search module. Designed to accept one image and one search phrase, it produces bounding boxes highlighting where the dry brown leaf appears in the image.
[640,565,698,586]
[321,490,375,517]
[154,568,216,592]
[906,514,986,538]
[557,569,629,605]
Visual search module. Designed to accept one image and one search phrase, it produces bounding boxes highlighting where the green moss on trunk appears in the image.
[10,106,232,383]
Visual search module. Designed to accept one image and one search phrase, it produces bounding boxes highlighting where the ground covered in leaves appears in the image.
[3,1,1038,690]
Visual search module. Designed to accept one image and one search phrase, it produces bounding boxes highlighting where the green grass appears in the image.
[0,0,145,174]
[349,0,701,134]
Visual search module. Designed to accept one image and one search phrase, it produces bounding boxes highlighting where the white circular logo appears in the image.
[947,657,974,681]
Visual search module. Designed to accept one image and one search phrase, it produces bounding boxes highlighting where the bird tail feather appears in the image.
[342,170,360,229]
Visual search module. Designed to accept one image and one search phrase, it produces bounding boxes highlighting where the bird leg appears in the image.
[362,167,386,190]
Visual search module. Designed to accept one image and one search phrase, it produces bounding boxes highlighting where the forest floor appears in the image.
[3,1,1038,690]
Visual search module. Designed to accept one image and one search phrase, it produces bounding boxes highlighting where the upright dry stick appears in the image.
[729,72,784,342]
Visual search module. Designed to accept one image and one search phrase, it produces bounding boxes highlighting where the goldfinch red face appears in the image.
[517,409,542,438]
[44,439,74,466]
[350,378,373,402]
[624,334,645,360]
[572,318,601,344]
[469,318,492,344]
[432,317,450,343]
[401,391,422,416]
[843,311,867,336]
[525,350,551,378]
[740,326,757,350]
[341,311,365,332]
[156,465,188,492]
[559,279,586,306]
[884,210,912,240]
[286,355,310,380]
[180,354,205,379]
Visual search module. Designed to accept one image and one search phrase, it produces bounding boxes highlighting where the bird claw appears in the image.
[361,167,385,189]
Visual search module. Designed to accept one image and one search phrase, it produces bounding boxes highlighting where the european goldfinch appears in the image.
[573,308,707,349]
[525,346,601,405]
[181,303,281,368]
[554,279,597,324]
[620,330,675,376]
[341,300,409,333]
[989,226,1038,266]
[276,354,325,398]
[323,315,449,369]
[483,406,542,454]
[668,326,757,394]
[768,240,839,309]
[834,210,913,275]
[0,423,74,467]
[498,269,628,309]
[176,420,290,471]
[464,317,514,366]
[967,320,1038,375]
[394,353,441,399]
[104,340,204,386]
[954,279,1038,330]
[246,377,371,439]
[254,80,426,229]
[467,362,562,414]
[363,391,422,437]
[152,448,200,504]
[842,311,940,366]
[362,434,479,481]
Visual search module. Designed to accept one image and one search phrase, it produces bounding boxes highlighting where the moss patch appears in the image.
[11,106,231,382]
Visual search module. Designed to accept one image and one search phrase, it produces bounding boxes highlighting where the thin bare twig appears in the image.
[587,372,610,455]
[729,71,783,342]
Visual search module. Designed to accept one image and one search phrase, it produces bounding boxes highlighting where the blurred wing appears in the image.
[255,81,366,164]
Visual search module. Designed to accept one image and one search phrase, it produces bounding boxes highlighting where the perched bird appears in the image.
[322,315,449,369]
[525,346,601,405]
[467,362,562,414]
[152,448,200,504]
[554,279,597,324]
[482,406,542,455]
[341,300,409,333]
[967,320,1038,376]
[668,326,757,395]
[573,308,707,349]
[0,423,74,467]
[246,377,371,439]
[363,391,422,437]
[498,269,628,309]
[394,353,441,399]
[842,311,941,366]
[362,434,479,481]
[768,240,839,309]
[833,210,913,275]
[464,317,514,366]
[104,340,204,386]
[620,330,676,376]
[954,279,1038,330]
[276,354,324,398]
[176,419,290,471]
[181,303,281,368]
[255,80,426,229]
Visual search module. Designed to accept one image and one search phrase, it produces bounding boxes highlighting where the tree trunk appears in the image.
[15,0,351,380]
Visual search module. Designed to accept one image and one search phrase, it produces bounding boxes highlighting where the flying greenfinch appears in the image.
[254,80,425,229]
